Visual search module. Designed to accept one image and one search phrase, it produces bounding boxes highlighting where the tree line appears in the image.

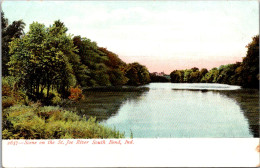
[2,10,259,105]
[2,12,150,101]
[170,35,259,89]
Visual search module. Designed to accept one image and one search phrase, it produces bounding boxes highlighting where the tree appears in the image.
[124,62,150,86]
[200,68,208,78]
[191,67,199,72]
[2,11,25,76]
[183,69,192,82]
[240,35,259,88]
[8,21,77,100]
[1,12,8,30]
[190,71,200,83]
[170,70,180,83]
[216,63,241,85]
[98,47,128,86]
[201,68,219,83]
[72,36,111,87]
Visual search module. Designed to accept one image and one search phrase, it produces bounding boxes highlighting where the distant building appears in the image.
[151,72,159,76]
[158,72,165,76]
[152,72,170,79]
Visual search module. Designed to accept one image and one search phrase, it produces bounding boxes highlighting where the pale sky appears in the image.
[2,1,259,74]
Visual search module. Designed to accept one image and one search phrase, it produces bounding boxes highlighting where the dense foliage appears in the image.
[124,62,151,86]
[170,35,259,89]
[6,18,150,102]
[3,104,124,139]
[240,35,259,88]
[2,10,258,139]
[1,12,25,76]
[1,12,151,139]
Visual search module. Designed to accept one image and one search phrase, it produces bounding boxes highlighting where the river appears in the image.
[64,83,259,138]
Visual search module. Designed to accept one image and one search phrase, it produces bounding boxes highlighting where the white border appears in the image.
[2,138,260,167]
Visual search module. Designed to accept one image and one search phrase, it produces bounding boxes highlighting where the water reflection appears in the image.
[101,83,256,138]
[62,89,148,121]
[218,89,259,137]
[167,83,259,137]
[63,83,259,138]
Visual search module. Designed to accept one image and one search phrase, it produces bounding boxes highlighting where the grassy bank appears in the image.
[2,76,126,139]
[2,104,124,139]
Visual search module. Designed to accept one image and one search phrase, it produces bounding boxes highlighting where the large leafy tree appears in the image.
[241,35,259,88]
[1,11,25,76]
[8,21,77,99]
[124,62,150,86]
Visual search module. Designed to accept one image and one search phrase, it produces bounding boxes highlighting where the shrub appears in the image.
[45,121,67,139]
[2,104,124,139]
[51,95,62,105]
[4,105,45,139]
[2,84,12,96]
[2,76,27,108]
[2,129,14,139]
[68,87,84,101]
[2,96,16,109]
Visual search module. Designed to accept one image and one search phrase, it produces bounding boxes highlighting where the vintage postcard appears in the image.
[1,0,259,167]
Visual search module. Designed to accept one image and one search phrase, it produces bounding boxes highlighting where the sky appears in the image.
[2,1,259,74]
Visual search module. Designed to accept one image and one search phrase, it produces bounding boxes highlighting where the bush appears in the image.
[2,76,27,108]
[2,84,12,96]
[2,104,124,139]
[68,87,84,101]
[4,105,45,139]
[2,96,16,109]
[51,95,62,105]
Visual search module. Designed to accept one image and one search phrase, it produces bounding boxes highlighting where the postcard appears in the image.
[1,0,259,167]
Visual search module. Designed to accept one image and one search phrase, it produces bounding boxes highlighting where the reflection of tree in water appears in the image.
[219,89,259,137]
[63,89,148,122]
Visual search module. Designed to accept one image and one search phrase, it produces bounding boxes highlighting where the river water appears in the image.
[66,83,259,138]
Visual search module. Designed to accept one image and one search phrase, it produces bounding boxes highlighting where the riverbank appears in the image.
[2,103,125,139]
[83,86,150,92]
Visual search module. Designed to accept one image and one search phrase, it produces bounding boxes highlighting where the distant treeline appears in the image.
[1,12,150,100]
[149,73,170,82]
[170,35,259,89]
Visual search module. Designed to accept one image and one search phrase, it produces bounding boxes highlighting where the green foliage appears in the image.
[99,47,128,86]
[2,76,27,109]
[189,68,200,83]
[72,36,113,87]
[171,68,202,83]
[240,35,259,88]
[170,70,183,83]
[170,35,259,89]
[5,15,150,104]
[201,68,219,83]
[124,62,151,86]
[108,69,129,85]
[199,68,208,82]
[3,105,124,139]
[216,62,242,85]
[8,21,77,100]
[2,11,25,76]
